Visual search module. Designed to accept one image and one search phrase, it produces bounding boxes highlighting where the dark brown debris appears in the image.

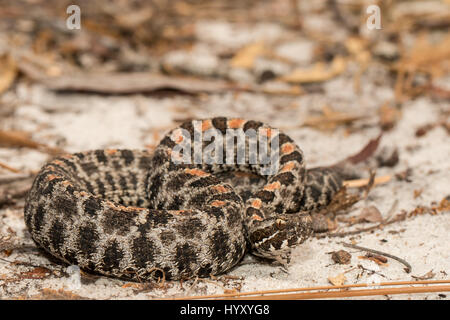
[331,250,352,265]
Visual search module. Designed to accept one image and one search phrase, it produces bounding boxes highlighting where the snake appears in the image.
[24,117,343,281]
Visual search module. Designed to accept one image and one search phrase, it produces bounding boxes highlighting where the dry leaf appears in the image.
[0,54,17,94]
[122,283,145,289]
[302,105,367,131]
[328,273,347,286]
[223,288,239,295]
[358,206,383,223]
[281,56,346,83]
[394,35,450,101]
[21,267,51,279]
[114,8,153,29]
[412,270,435,281]
[413,189,423,199]
[379,102,401,130]
[231,42,267,69]
[331,250,352,264]
[32,288,87,300]
[345,37,371,92]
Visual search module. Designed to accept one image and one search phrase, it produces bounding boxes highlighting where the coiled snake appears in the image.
[24,117,343,281]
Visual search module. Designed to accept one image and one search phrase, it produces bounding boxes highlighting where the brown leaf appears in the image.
[302,105,368,131]
[331,250,352,264]
[379,102,401,131]
[394,35,450,101]
[114,8,153,29]
[358,206,383,223]
[413,189,423,199]
[328,273,346,286]
[223,288,239,295]
[0,54,17,94]
[32,288,88,300]
[412,270,435,281]
[21,267,51,279]
[345,133,382,165]
[281,56,346,83]
[231,42,267,69]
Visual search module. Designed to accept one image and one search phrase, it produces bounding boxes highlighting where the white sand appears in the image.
[0,18,449,300]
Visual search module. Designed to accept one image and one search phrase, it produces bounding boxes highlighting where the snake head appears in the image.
[248,213,313,265]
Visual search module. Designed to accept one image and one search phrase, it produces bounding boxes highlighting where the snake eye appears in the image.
[251,230,264,242]
[275,219,286,230]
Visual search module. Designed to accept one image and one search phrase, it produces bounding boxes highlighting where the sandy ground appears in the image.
[0,15,449,299]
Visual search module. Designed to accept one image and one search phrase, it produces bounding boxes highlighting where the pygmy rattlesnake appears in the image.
[24,117,343,281]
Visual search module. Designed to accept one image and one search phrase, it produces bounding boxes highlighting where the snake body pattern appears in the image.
[24,117,343,281]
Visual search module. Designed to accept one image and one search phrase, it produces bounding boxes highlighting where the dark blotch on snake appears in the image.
[175,243,197,275]
[54,194,78,218]
[102,208,134,235]
[121,149,135,165]
[103,241,124,272]
[95,150,108,164]
[49,219,65,251]
[77,222,99,256]
[83,196,102,216]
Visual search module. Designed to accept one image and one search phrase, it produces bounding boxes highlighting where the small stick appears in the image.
[341,242,412,273]
[183,276,199,297]
[0,161,21,173]
[362,169,376,200]
[343,175,391,188]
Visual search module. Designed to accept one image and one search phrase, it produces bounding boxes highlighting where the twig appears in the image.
[343,175,391,188]
[362,169,376,200]
[341,242,412,273]
[183,276,199,297]
[384,199,399,222]
[0,161,21,173]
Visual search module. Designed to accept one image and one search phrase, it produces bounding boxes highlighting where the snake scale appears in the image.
[24,117,343,281]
